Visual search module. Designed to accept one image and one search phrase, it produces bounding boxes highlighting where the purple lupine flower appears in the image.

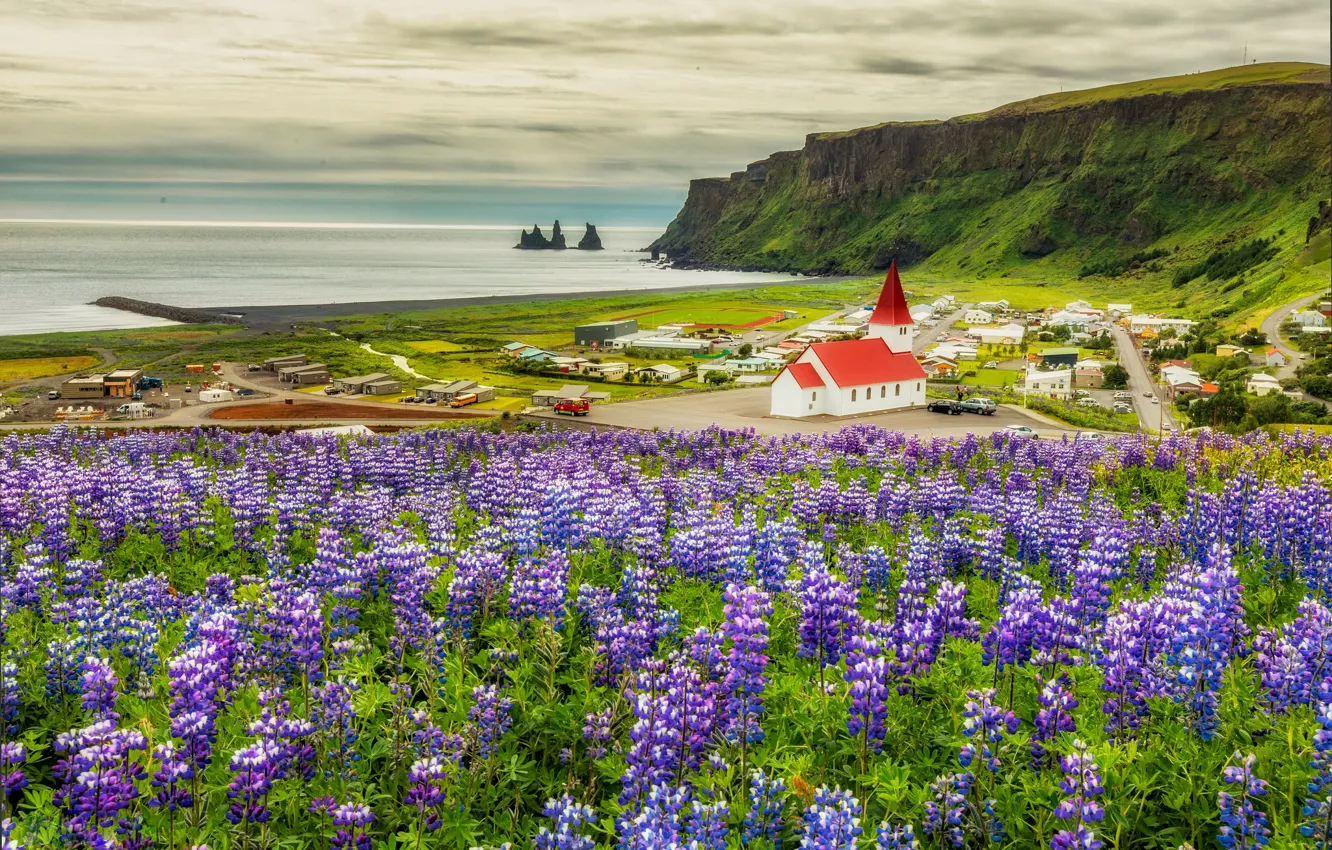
[467,684,513,761]
[685,799,729,850]
[1218,754,1270,850]
[225,739,284,826]
[875,822,919,850]
[510,550,570,629]
[844,634,889,757]
[0,743,27,807]
[722,584,772,746]
[621,665,673,805]
[1050,740,1104,850]
[313,677,359,780]
[797,568,860,677]
[330,801,375,850]
[743,769,786,849]
[1302,698,1332,845]
[799,786,861,850]
[922,773,968,849]
[405,757,448,832]
[959,689,1018,774]
[147,742,193,813]
[536,795,597,850]
[582,707,614,761]
[618,783,688,849]
[1,816,19,850]
[79,656,120,721]
[1032,675,1078,769]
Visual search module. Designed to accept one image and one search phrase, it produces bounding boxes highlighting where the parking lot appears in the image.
[528,387,1079,438]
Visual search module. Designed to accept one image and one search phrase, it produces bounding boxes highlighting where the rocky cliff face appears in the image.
[650,66,1331,279]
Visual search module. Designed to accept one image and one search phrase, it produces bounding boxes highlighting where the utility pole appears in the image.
[1243,43,1247,66]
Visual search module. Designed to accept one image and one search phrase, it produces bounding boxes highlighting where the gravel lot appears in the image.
[528,387,1078,438]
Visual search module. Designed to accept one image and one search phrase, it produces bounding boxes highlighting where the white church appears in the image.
[770,261,927,418]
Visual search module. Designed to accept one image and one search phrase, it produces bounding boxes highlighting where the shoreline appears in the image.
[201,273,862,326]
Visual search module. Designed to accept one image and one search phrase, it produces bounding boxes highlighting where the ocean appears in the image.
[0,221,795,336]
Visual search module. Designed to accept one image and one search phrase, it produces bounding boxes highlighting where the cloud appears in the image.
[0,0,1325,209]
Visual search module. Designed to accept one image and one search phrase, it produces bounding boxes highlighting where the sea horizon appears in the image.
[0,219,788,337]
[0,218,666,231]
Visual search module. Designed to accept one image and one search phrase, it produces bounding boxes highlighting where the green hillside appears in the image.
[651,62,1331,325]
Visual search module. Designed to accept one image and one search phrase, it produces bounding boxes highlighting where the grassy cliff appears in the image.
[651,63,1331,322]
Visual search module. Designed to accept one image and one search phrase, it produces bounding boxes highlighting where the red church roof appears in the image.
[782,362,825,389]
[809,337,926,386]
[868,261,913,327]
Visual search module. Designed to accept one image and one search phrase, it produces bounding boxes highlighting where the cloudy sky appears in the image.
[2,0,1327,223]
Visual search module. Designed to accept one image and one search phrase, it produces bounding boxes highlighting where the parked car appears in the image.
[247,364,262,372]
[131,392,143,401]
[47,390,59,400]
[237,389,255,397]
[402,397,418,404]
[323,386,341,395]
[1074,390,1091,399]
[1006,424,1037,437]
[926,399,962,415]
[983,360,999,369]
[1076,398,1102,409]
[1113,403,1132,414]
[1113,391,1132,400]
[957,398,996,415]
[1143,391,1153,398]
[425,398,438,405]
[1150,396,1159,404]
[554,398,590,416]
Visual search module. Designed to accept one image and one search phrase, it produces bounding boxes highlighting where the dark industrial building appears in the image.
[574,319,638,347]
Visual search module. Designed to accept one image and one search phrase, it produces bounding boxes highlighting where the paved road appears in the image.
[1110,324,1175,432]
[914,305,970,354]
[1258,293,1328,409]
[527,386,1079,439]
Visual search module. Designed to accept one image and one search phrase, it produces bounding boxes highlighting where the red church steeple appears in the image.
[868,261,913,327]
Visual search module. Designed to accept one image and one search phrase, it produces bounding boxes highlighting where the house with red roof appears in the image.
[770,262,926,417]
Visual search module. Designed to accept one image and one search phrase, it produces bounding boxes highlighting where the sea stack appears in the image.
[515,225,552,249]
[578,223,603,250]
[515,221,574,249]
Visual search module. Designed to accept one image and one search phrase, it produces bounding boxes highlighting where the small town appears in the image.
[8,263,1329,441]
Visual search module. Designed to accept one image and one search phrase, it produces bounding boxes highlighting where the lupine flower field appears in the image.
[1,424,1331,850]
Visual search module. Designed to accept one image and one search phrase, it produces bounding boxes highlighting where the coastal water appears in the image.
[0,221,795,336]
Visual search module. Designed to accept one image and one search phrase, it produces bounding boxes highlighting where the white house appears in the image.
[1265,348,1288,368]
[1127,315,1195,334]
[977,299,1010,312]
[639,363,685,383]
[807,320,865,335]
[968,323,1026,345]
[1107,303,1132,317]
[1246,373,1282,396]
[909,304,936,322]
[770,263,926,418]
[1294,310,1328,328]
[1023,366,1073,399]
[964,308,994,324]
[933,295,956,311]
[1160,364,1202,388]
[931,343,978,361]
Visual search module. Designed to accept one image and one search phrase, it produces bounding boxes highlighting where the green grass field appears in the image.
[960,368,1021,387]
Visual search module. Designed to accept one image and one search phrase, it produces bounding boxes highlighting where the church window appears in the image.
[880,386,886,398]
[851,389,857,401]
[811,391,817,401]
[895,384,901,396]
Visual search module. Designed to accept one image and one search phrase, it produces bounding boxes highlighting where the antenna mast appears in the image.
[1243,43,1247,66]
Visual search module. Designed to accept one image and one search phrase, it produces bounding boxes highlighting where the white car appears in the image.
[1114,391,1132,400]
[1006,424,1037,437]
[1150,396,1159,404]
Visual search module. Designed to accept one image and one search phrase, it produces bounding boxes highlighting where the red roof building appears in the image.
[771,267,928,418]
